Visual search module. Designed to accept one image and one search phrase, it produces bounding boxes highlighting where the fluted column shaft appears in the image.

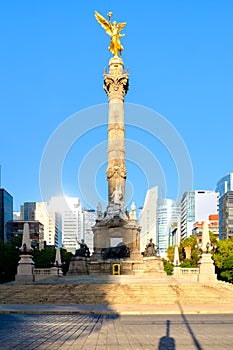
[104,57,129,203]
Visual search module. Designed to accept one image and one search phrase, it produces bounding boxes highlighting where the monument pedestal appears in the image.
[15,223,35,284]
[15,254,35,283]
[68,257,90,275]
[198,253,217,283]
[91,217,141,261]
[50,267,63,276]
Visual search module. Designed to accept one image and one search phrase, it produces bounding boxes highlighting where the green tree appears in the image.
[32,247,73,275]
[162,259,173,275]
[209,230,218,247]
[0,239,21,283]
[32,247,56,268]
[212,238,233,283]
[60,249,73,275]
[166,245,175,263]
[179,235,200,268]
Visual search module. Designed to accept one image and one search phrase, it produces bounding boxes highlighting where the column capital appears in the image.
[103,57,129,100]
[104,74,129,100]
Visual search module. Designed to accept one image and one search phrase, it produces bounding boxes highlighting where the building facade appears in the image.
[181,190,218,239]
[219,191,233,240]
[139,186,158,254]
[192,214,219,243]
[7,220,44,250]
[82,209,97,254]
[48,196,83,254]
[216,173,233,198]
[157,198,180,258]
[0,188,13,242]
[216,174,233,239]
[35,201,62,248]
[22,202,36,220]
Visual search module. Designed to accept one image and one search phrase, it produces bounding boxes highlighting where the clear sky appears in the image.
[0,1,233,211]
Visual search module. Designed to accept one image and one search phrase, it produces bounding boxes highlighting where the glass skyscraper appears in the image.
[181,190,218,239]
[219,191,233,239]
[216,174,233,239]
[216,173,233,198]
[157,198,180,257]
[0,188,13,242]
[22,202,36,220]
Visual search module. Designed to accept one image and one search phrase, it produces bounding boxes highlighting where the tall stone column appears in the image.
[104,57,129,203]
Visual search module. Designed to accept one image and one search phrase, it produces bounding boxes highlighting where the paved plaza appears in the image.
[1,313,233,349]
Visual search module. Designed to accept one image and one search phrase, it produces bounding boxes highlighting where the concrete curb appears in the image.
[1,303,233,315]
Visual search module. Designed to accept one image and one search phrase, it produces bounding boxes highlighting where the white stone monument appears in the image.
[198,221,217,283]
[15,223,35,283]
[51,247,63,276]
[173,245,180,267]
[172,245,181,276]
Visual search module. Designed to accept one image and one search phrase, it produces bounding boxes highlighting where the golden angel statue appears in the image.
[95,11,127,57]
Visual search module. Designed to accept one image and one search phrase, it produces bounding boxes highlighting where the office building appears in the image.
[157,198,180,257]
[49,196,82,254]
[35,201,62,248]
[169,220,181,247]
[192,214,219,243]
[181,190,218,239]
[219,191,233,240]
[216,173,233,198]
[13,211,22,220]
[139,186,158,254]
[0,188,13,242]
[22,202,36,220]
[7,220,44,250]
[216,174,233,239]
[82,209,97,254]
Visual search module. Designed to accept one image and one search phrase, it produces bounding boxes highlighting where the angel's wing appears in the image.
[95,11,112,36]
[117,22,127,32]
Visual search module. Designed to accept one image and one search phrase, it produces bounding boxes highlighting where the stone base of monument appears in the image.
[91,218,141,261]
[69,210,166,276]
[68,256,166,276]
[50,267,63,276]
[198,253,217,283]
[141,256,166,275]
[68,257,90,275]
[15,254,35,284]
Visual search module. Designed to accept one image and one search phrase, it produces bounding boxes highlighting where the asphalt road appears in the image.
[0,313,232,349]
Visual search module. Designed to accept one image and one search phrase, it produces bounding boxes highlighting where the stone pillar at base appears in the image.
[68,257,90,275]
[198,253,217,283]
[15,254,35,283]
[15,223,35,283]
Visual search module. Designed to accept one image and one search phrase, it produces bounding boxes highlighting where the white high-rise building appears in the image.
[35,201,62,248]
[139,186,158,253]
[49,196,83,254]
[157,198,181,258]
[13,211,22,220]
[82,209,97,254]
[181,190,219,239]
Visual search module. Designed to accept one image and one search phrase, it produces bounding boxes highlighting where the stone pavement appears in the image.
[1,274,233,349]
[1,313,233,349]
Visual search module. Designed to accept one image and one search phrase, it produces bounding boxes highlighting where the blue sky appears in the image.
[0,1,233,211]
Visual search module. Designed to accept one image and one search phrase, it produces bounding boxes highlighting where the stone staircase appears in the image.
[1,276,233,305]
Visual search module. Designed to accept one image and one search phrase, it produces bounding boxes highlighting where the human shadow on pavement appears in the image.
[158,320,175,350]
[178,303,203,350]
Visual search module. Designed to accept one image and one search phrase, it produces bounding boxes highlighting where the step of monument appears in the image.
[1,281,233,305]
